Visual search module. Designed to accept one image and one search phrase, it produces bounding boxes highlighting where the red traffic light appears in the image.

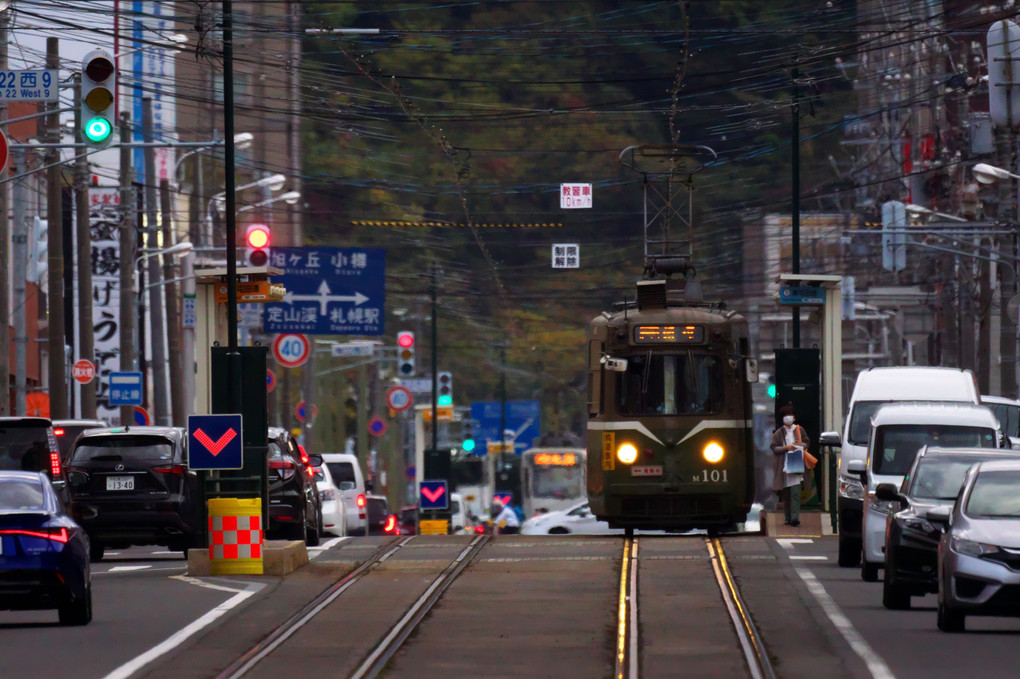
[246,224,270,249]
[397,331,414,348]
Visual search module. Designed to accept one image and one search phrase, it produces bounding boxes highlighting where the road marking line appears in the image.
[776,538,815,549]
[794,568,896,679]
[789,555,828,561]
[100,582,264,679]
[107,565,151,572]
[308,536,348,560]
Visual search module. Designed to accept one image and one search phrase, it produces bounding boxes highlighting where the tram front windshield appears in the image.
[616,352,725,416]
[530,462,585,500]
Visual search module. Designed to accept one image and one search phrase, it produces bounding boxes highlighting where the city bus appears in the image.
[521,448,587,518]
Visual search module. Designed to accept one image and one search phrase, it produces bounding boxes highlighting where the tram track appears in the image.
[216,534,489,679]
[617,536,777,679]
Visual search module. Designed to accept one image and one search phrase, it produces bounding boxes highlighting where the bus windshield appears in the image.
[531,463,584,500]
[616,352,724,416]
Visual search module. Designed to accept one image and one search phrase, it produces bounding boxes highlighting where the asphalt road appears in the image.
[5,535,1020,679]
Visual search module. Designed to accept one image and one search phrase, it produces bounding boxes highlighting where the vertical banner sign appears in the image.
[89,188,122,422]
[131,1,177,184]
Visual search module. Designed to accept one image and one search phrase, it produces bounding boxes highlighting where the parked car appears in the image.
[320,453,366,534]
[933,459,1020,632]
[51,419,108,464]
[0,471,92,625]
[365,494,395,536]
[312,463,347,537]
[266,427,322,546]
[66,426,200,560]
[0,416,68,505]
[880,447,1020,610]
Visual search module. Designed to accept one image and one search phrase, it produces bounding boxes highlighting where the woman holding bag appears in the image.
[771,404,812,527]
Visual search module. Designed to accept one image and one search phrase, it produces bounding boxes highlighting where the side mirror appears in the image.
[875,483,906,506]
[926,506,952,526]
[847,459,867,483]
[338,481,355,491]
[745,358,758,383]
[308,454,323,467]
[819,431,841,448]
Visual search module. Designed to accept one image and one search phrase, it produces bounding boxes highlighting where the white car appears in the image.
[313,464,347,537]
[521,501,620,535]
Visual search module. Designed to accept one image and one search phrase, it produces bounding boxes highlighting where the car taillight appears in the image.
[384,515,397,533]
[356,494,366,508]
[473,525,485,534]
[0,527,70,543]
[153,464,187,475]
[50,451,62,479]
[53,428,66,437]
[305,465,315,478]
[298,445,309,466]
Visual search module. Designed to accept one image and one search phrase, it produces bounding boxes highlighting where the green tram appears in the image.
[586,278,758,534]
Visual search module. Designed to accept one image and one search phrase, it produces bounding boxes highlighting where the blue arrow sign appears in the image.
[108,372,143,406]
[188,414,244,471]
[469,401,541,455]
[420,480,449,510]
[264,247,385,335]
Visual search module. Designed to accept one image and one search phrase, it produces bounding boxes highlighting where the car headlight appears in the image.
[950,537,1000,558]
[867,493,899,515]
[617,443,638,464]
[839,474,865,501]
[900,516,937,536]
[703,442,724,464]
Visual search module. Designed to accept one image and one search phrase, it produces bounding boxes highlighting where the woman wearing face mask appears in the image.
[770,404,811,526]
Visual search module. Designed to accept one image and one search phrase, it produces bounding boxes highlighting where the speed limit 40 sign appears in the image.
[272,334,311,368]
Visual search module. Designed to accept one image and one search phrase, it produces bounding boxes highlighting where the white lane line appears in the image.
[308,536,348,560]
[100,581,264,679]
[794,568,896,679]
[776,538,815,550]
[789,556,828,561]
[107,565,152,572]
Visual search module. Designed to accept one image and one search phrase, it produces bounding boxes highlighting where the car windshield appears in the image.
[71,437,175,462]
[965,470,1020,518]
[451,499,461,514]
[0,477,45,510]
[0,423,51,472]
[873,425,996,475]
[326,462,356,486]
[847,402,889,445]
[908,457,993,500]
[531,464,584,500]
[616,352,724,416]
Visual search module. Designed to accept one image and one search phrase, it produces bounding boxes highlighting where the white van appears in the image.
[858,402,1001,582]
[321,453,367,533]
[819,367,979,567]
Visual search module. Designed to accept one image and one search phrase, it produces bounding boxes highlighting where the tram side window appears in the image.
[617,353,724,416]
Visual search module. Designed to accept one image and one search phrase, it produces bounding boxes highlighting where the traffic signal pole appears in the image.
[46,37,67,420]
[74,76,97,418]
[143,98,170,426]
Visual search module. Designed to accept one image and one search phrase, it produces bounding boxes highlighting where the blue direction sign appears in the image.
[108,372,143,406]
[420,480,449,510]
[778,286,825,306]
[188,414,244,470]
[470,401,542,455]
[264,247,385,336]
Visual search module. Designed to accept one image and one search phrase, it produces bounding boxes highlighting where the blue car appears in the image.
[0,471,92,625]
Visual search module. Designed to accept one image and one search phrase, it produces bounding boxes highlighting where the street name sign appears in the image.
[188,414,243,470]
[264,247,385,335]
[0,70,60,102]
[331,342,375,358]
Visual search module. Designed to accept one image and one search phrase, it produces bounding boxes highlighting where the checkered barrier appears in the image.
[208,498,264,575]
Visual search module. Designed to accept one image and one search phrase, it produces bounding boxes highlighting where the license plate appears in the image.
[631,465,663,477]
[106,476,134,491]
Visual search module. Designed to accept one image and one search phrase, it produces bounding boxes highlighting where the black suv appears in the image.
[0,417,68,504]
[267,427,322,546]
[65,426,200,560]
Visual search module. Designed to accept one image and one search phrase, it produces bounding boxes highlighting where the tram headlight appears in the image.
[702,442,725,464]
[616,443,638,465]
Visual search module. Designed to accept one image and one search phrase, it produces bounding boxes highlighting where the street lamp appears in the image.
[904,203,968,223]
[237,190,301,213]
[174,132,253,184]
[205,174,288,244]
[973,163,1020,184]
[134,241,193,285]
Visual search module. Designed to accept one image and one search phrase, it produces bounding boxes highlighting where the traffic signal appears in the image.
[767,374,777,399]
[245,223,271,266]
[462,419,476,453]
[437,371,453,406]
[397,331,415,376]
[80,49,116,149]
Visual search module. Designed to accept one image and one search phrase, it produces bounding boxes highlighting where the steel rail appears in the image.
[348,534,490,679]
[615,536,638,679]
[707,537,777,679]
[216,537,413,679]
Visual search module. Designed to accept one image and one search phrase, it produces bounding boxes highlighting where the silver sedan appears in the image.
[933,459,1020,632]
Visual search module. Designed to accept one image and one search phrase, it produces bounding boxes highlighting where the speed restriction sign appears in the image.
[386,386,412,411]
[272,334,310,368]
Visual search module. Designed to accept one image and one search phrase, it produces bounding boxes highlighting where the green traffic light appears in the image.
[462,438,476,452]
[84,117,112,143]
[437,394,452,407]
[767,383,777,398]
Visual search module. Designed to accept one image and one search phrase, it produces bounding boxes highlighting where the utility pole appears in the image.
[118,112,136,425]
[791,55,801,349]
[12,149,27,415]
[0,7,9,415]
[161,179,184,425]
[143,98,170,426]
[46,37,67,420]
[74,76,97,418]
[430,262,439,456]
